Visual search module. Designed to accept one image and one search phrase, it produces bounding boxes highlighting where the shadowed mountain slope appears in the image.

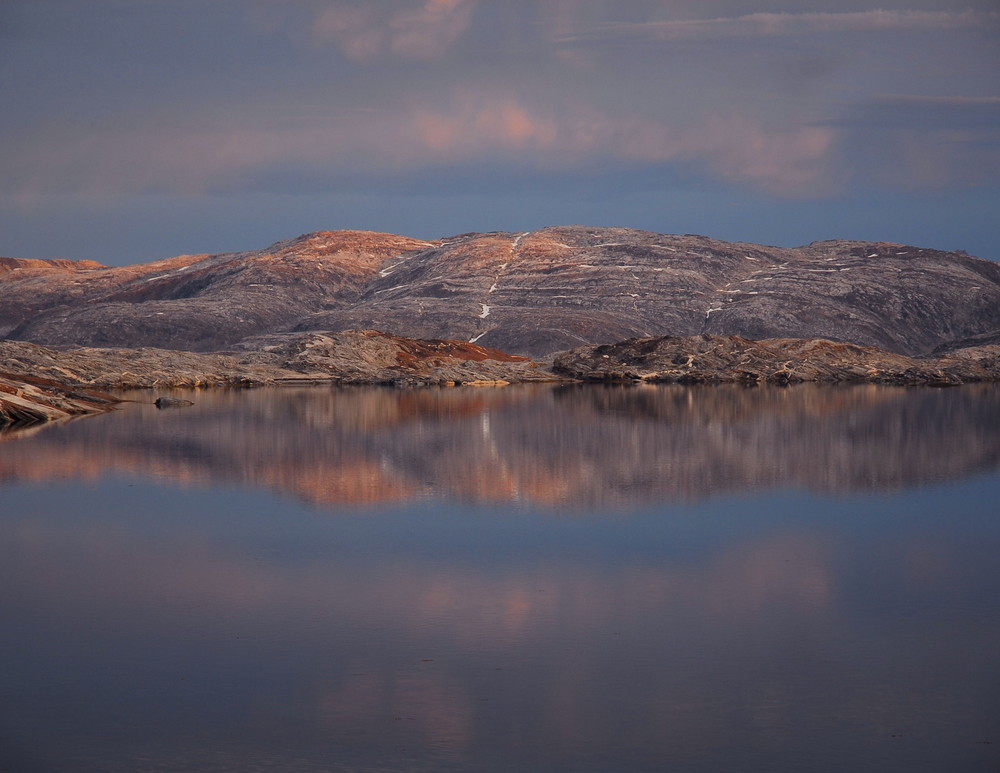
[4,227,999,356]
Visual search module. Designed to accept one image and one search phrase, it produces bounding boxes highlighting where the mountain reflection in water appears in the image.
[2,384,999,772]
[2,383,999,507]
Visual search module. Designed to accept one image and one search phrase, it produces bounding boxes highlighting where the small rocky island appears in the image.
[2,227,999,427]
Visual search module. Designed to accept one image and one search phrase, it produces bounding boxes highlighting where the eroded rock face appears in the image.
[3,228,998,357]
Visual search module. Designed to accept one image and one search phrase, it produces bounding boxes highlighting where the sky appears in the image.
[1,0,999,266]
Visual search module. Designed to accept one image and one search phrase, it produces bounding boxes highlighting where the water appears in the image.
[1,384,998,772]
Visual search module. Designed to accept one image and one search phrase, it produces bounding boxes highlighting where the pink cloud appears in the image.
[5,92,841,199]
[414,97,559,153]
[409,96,838,193]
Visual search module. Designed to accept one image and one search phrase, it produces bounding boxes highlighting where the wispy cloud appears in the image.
[554,9,1000,44]
[311,0,478,60]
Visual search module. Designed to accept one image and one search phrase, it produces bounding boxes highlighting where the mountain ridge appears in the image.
[3,226,999,357]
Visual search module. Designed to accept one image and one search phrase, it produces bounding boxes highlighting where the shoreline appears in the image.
[3,329,1000,430]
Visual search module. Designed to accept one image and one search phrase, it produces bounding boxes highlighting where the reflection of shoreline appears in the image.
[2,384,999,508]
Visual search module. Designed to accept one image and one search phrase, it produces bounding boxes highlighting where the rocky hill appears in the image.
[3,227,999,357]
[2,326,997,426]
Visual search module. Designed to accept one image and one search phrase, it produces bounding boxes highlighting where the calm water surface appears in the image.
[1,384,998,772]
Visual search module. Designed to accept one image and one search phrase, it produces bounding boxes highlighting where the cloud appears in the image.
[408,94,839,194]
[413,97,559,153]
[694,116,839,194]
[2,88,842,203]
[554,9,1000,44]
[311,0,477,60]
[4,0,995,208]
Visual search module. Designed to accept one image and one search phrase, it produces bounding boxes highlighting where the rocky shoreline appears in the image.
[0,370,120,429]
[0,329,558,428]
[3,328,999,429]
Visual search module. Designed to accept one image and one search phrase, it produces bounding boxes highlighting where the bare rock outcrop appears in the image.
[0,371,119,429]
[0,331,557,391]
[3,228,998,357]
[0,339,300,389]
[237,329,553,385]
[3,329,999,394]
[552,334,1000,386]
